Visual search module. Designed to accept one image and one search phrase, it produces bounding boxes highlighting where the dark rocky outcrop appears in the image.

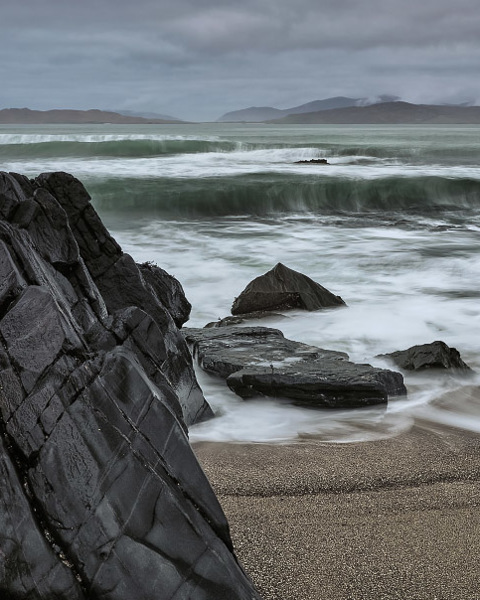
[379,341,472,372]
[231,262,346,315]
[184,326,406,408]
[0,172,261,599]
[138,260,192,328]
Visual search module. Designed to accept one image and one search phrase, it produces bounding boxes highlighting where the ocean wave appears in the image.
[87,173,480,218]
[0,136,248,159]
[2,132,477,166]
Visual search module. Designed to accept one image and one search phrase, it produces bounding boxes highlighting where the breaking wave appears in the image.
[0,135,248,158]
[88,173,480,218]
[2,133,477,164]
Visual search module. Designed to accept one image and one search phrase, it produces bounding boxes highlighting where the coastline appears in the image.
[194,421,480,599]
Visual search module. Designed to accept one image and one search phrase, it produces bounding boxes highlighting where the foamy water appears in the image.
[110,213,480,443]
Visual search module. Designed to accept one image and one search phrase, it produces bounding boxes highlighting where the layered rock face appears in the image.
[0,172,261,599]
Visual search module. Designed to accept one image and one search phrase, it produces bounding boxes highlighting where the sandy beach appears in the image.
[194,422,480,600]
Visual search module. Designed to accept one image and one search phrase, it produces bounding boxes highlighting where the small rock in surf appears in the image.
[379,341,472,372]
[294,158,329,164]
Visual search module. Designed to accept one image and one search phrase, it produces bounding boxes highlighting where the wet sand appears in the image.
[194,422,480,600]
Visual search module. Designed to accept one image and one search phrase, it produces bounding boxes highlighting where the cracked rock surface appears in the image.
[184,326,406,408]
[0,171,261,600]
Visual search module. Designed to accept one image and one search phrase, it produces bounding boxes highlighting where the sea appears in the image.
[1,122,479,443]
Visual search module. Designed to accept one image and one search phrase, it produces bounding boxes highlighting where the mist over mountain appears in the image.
[272,101,480,124]
[217,96,364,122]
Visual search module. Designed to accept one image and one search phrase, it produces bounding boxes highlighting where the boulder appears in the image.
[231,262,346,315]
[0,172,261,600]
[184,326,406,408]
[379,341,472,372]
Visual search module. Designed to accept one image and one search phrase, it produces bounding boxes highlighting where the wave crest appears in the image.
[88,174,480,218]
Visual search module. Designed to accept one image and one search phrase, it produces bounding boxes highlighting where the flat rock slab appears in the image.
[184,327,406,409]
[379,340,473,372]
[205,310,288,328]
[231,262,346,315]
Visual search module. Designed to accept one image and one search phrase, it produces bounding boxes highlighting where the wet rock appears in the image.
[184,326,406,408]
[294,158,329,164]
[138,260,192,327]
[231,262,346,315]
[205,310,288,328]
[35,171,210,426]
[379,341,472,372]
[0,172,261,600]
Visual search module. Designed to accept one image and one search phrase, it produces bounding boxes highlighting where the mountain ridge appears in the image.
[270,101,480,124]
[217,96,362,122]
[0,107,185,124]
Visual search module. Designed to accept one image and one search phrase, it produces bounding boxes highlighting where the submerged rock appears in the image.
[0,172,261,600]
[184,326,406,408]
[379,341,472,372]
[231,262,346,315]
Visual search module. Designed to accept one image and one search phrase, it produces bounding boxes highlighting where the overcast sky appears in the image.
[1,0,479,121]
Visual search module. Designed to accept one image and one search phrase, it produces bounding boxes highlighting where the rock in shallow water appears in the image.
[0,171,261,600]
[231,262,346,315]
[184,326,406,408]
[379,340,473,372]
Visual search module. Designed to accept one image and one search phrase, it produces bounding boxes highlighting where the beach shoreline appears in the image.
[194,421,480,599]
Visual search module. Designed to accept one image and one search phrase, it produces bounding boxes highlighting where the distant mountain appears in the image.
[115,109,182,121]
[217,106,286,122]
[270,102,480,124]
[0,108,183,124]
[217,97,362,122]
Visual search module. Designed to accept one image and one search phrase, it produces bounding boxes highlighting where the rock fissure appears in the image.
[0,417,88,593]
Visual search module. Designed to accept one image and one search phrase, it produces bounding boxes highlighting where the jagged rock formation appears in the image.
[184,326,406,408]
[0,172,261,599]
[379,341,472,372]
[231,263,346,315]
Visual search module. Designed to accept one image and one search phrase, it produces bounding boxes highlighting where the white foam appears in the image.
[112,213,480,443]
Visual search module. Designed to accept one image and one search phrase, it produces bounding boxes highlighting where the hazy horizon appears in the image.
[2,0,479,122]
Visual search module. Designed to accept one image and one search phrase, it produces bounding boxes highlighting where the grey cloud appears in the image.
[1,0,480,120]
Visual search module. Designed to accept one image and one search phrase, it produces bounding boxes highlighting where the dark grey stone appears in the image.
[0,171,261,600]
[138,260,192,328]
[184,326,406,409]
[379,341,473,372]
[205,310,288,328]
[231,262,346,314]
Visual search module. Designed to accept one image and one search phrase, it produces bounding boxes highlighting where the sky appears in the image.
[1,0,479,121]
